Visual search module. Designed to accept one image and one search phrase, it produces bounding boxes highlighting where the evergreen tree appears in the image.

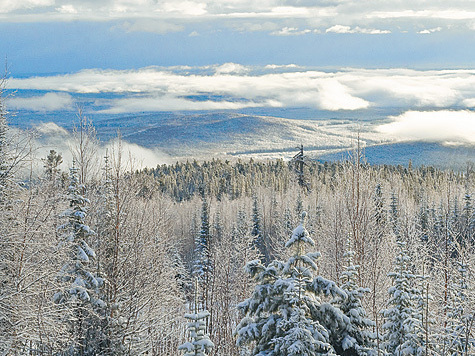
[252,194,268,264]
[268,196,287,260]
[194,195,212,279]
[444,260,474,356]
[193,194,213,313]
[172,246,193,298]
[179,310,214,356]
[296,192,304,218]
[213,209,224,243]
[42,149,63,182]
[370,183,387,354]
[381,238,423,355]
[54,164,106,355]
[94,153,126,355]
[236,212,347,355]
[461,193,473,246]
[333,235,375,355]
[389,192,400,239]
[292,144,308,190]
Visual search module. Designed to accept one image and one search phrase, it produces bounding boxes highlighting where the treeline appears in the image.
[0,105,474,355]
[147,157,463,203]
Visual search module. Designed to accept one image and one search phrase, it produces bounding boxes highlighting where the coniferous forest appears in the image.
[1,99,474,355]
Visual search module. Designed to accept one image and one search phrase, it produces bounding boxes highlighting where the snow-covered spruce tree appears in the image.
[54,164,106,355]
[268,196,287,261]
[92,152,127,355]
[193,193,213,314]
[179,309,214,356]
[332,235,375,356]
[194,194,211,278]
[443,260,474,356]
[292,144,308,190]
[461,193,474,246]
[236,212,347,355]
[369,183,389,355]
[252,193,268,264]
[381,236,424,355]
[234,208,259,303]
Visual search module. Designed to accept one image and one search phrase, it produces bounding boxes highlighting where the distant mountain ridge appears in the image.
[93,112,366,157]
[11,110,475,168]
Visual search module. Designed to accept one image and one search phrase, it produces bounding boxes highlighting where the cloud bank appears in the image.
[2,0,475,36]
[7,92,74,111]
[8,65,475,114]
[376,110,475,144]
[31,122,171,173]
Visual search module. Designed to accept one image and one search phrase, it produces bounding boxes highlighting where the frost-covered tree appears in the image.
[179,310,214,356]
[54,164,106,355]
[0,81,34,354]
[461,193,474,246]
[292,144,308,190]
[369,183,389,354]
[70,110,100,185]
[381,237,423,356]
[194,194,212,279]
[92,152,127,355]
[333,235,375,355]
[236,212,347,355]
[252,193,268,264]
[0,82,16,354]
[192,193,214,320]
[43,149,63,182]
[443,260,474,356]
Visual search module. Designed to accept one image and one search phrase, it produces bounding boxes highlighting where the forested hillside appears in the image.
[1,104,474,355]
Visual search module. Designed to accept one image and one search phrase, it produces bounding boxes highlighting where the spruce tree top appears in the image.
[179,310,214,356]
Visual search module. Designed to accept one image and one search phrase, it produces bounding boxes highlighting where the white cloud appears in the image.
[368,10,475,20]
[326,25,351,33]
[314,78,369,110]
[160,1,207,16]
[99,95,282,113]
[214,62,249,75]
[8,66,475,114]
[326,25,390,34]
[340,68,473,108]
[264,64,300,69]
[376,110,475,144]
[418,27,442,34]
[34,121,70,136]
[0,0,54,13]
[7,92,74,111]
[30,121,172,172]
[271,27,311,36]
[4,68,354,112]
[103,139,172,168]
[1,0,473,36]
[55,4,77,14]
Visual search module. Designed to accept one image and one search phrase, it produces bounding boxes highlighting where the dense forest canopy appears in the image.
[0,100,474,355]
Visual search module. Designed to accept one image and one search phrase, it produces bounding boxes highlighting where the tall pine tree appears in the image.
[382,195,424,356]
[54,164,106,355]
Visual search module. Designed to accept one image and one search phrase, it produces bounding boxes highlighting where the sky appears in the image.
[2,0,475,149]
[2,0,475,73]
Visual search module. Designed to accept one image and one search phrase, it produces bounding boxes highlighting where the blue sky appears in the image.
[2,0,475,74]
[2,0,475,146]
